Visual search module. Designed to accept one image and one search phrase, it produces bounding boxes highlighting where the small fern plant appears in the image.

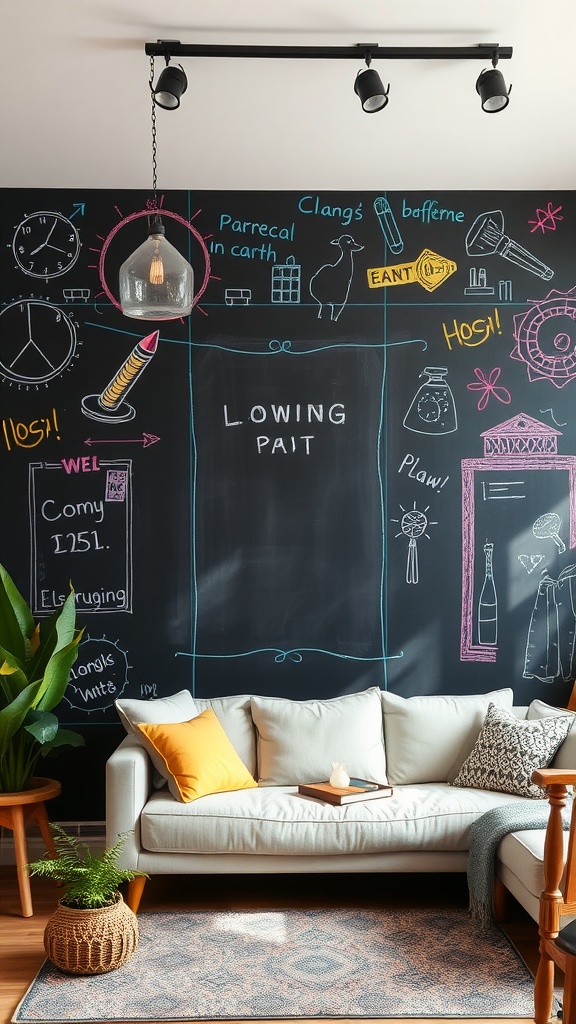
[27,825,148,909]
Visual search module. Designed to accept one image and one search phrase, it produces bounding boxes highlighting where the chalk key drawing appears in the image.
[529,202,563,234]
[477,541,498,645]
[465,209,554,281]
[11,210,81,279]
[461,413,576,663]
[403,367,457,434]
[367,249,457,293]
[512,287,576,388]
[391,503,438,585]
[373,197,404,255]
[523,564,576,683]
[466,367,511,411]
[81,330,159,423]
[271,256,301,303]
[0,300,79,385]
[309,235,363,320]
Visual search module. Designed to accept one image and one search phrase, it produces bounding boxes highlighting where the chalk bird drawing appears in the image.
[309,234,364,321]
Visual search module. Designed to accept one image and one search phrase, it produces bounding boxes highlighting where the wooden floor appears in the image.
[0,866,543,1024]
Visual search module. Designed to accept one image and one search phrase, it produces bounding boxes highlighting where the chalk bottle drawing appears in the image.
[478,542,498,645]
[403,367,457,434]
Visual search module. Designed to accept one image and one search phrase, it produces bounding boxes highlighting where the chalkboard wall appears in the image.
[2,188,575,819]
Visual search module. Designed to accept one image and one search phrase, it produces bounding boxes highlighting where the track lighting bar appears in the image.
[145,40,513,62]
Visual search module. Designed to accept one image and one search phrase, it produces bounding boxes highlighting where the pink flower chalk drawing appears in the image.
[467,367,512,411]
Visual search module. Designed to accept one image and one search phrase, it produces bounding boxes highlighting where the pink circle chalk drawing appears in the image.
[97,208,211,312]
[512,287,576,388]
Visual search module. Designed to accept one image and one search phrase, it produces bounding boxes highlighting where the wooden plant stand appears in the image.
[0,777,61,917]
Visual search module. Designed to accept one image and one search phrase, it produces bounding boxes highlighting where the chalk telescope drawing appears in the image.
[461,413,576,664]
[64,635,129,713]
[512,287,576,388]
[391,503,438,585]
[523,564,576,683]
[533,511,566,553]
[477,541,498,646]
[373,197,404,255]
[81,330,159,423]
[465,209,554,280]
[309,234,364,321]
[403,367,457,434]
[271,256,301,303]
[11,210,81,279]
[0,299,79,385]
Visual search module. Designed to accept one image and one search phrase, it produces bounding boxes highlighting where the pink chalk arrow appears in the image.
[85,433,160,448]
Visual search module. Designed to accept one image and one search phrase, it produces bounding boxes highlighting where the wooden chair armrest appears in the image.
[533,768,576,788]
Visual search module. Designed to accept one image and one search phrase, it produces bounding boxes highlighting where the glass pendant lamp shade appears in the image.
[119,218,194,320]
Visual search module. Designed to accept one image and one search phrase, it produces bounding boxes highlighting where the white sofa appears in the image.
[106,685,576,915]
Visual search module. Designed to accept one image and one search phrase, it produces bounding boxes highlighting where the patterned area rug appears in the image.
[13,907,534,1021]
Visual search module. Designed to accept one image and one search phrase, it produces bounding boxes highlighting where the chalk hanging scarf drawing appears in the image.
[523,564,576,683]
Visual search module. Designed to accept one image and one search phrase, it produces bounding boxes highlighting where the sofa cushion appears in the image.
[250,688,387,786]
[115,689,199,787]
[381,688,514,786]
[527,699,576,770]
[136,710,258,803]
[452,702,573,798]
[139,782,530,857]
[194,695,256,776]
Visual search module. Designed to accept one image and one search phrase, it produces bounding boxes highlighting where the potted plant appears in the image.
[28,825,147,974]
[0,563,85,793]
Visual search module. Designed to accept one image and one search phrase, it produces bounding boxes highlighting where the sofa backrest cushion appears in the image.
[115,689,199,787]
[527,698,576,769]
[251,687,387,786]
[194,695,257,776]
[382,687,514,786]
[136,710,258,802]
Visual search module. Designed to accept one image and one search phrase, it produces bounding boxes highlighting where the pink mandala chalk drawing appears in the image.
[512,286,576,389]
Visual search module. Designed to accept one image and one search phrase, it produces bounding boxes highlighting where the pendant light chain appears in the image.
[149,55,158,208]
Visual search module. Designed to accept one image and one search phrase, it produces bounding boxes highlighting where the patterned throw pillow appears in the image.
[452,702,573,799]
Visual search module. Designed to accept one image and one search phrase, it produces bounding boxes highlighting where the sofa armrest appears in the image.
[106,735,152,871]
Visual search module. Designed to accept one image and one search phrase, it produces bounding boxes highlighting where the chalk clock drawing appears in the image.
[12,211,81,279]
[0,299,79,385]
[512,286,576,388]
[461,413,576,663]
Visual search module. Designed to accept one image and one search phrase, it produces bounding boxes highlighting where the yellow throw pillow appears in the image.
[136,709,258,803]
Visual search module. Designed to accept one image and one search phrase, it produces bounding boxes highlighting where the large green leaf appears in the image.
[0,679,44,757]
[35,633,84,712]
[41,726,85,754]
[0,646,30,705]
[0,566,30,664]
[23,710,59,745]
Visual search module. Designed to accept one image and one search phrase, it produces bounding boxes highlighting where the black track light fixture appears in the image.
[153,64,188,109]
[476,53,511,113]
[354,48,390,113]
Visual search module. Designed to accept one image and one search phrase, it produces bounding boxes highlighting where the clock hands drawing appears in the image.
[12,211,81,280]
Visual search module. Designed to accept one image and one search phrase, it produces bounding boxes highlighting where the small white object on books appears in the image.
[330,763,350,787]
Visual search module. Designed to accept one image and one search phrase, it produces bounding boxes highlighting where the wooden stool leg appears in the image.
[11,804,33,918]
[535,942,556,1024]
[32,802,57,857]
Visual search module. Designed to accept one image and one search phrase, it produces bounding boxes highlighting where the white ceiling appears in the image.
[1,0,575,193]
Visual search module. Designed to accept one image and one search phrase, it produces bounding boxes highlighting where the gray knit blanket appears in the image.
[467,800,571,927]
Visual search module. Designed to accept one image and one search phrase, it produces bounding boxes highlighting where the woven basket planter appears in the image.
[43,892,139,975]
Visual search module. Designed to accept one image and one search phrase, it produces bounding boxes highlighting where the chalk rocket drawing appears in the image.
[81,330,159,423]
[512,287,576,388]
[523,564,576,683]
[309,235,364,320]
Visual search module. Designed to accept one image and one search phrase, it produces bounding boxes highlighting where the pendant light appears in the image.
[119,57,194,320]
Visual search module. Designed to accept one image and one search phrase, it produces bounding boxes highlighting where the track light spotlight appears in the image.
[153,64,188,109]
[476,66,511,113]
[354,52,389,113]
